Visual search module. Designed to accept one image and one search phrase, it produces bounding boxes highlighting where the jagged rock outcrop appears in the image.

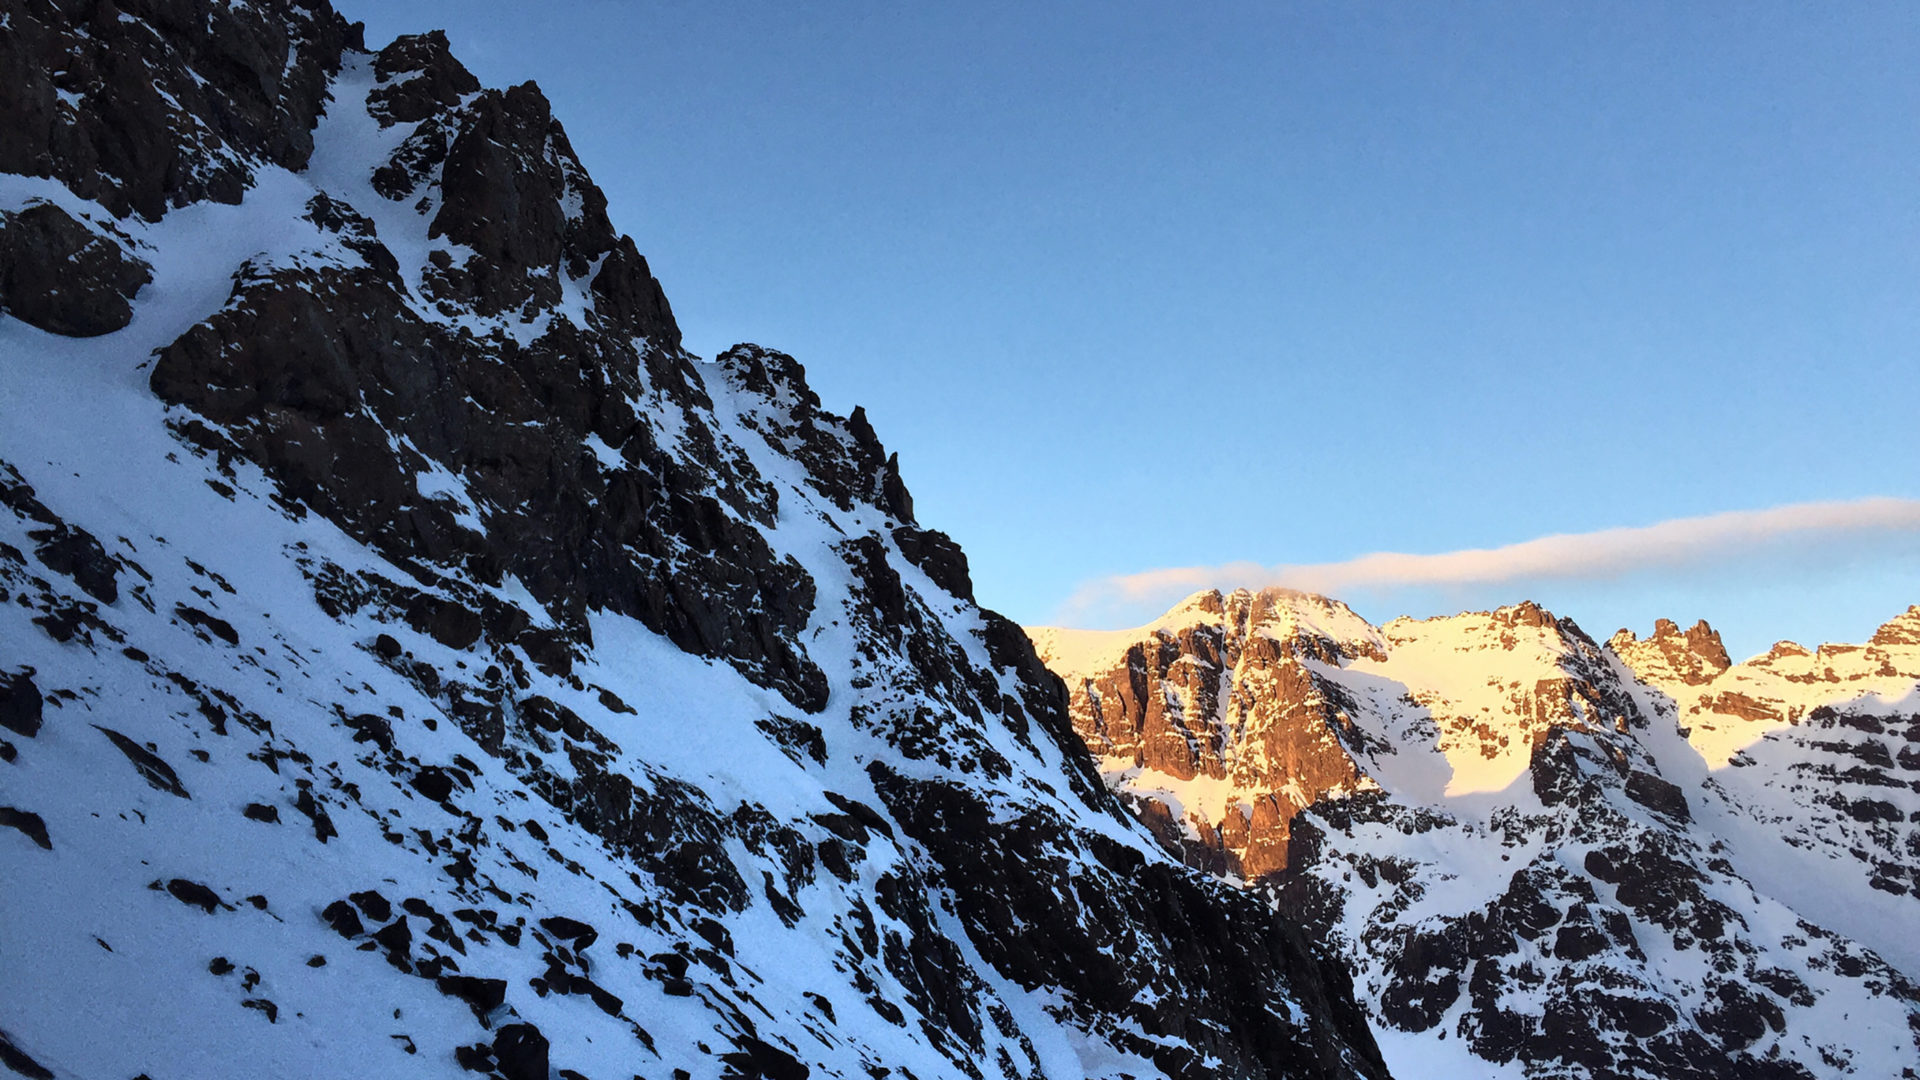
[1,0,358,220]
[1032,590,1642,881]
[1874,605,1920,647]
[1613,610,1920,935]
[1608,618,1732,688]
[1029,589,1382,878]
[0,5,1387,1080]
[0,201,152,335]
[1615,609,1920,768]
[1035,590,1920,1080]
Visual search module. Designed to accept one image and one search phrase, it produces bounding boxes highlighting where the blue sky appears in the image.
[345,2,1919,657]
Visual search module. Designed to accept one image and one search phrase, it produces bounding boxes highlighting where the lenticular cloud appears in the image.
[1062,497,1920,623]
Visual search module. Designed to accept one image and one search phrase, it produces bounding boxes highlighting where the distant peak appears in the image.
[1870,604,1920,647]
[1162,585,1353,624]
[1498,599,1559,628]
[1611,615,1732,687]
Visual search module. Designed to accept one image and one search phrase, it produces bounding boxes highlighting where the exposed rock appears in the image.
[539,915,598,949]
[164,878,227,914]
[1042,588,1920,1080]
[0,0,357,219]
[0,807,51,850]
[892,525,973,601]
[0,1029,52,1080]
[721,1035,811,1080]
[1609,617,1733,688]
[873,765,1390,1080]
[321,899,364,938]
[0,202,152,336]
[1871,605,1920,647]
[409,766,457,803]
[369,32,481,126]
[0,669,43,738]
[1032,589,1385,877]
[152,260,823,711]
[349,890,393,922]
[174,605,238,645]
[437,974,508,1021]
[94,725,189,798]
[491,1023,550,1080]
[30,521,119,603]
[1624,768,1690,821]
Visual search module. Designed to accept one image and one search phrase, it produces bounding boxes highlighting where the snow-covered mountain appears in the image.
[0,5,1389,1079]
[1031,589,1920,1079]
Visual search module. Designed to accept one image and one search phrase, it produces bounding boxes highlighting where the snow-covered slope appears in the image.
[1613,611,1920,980]
[1032,588,1920,1080]
[0,6,1389,1080]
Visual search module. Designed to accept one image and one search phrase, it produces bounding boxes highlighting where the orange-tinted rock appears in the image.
[1053,589,1374,877]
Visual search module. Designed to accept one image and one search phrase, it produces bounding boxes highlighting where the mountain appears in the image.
[0,4,1388,1079]
[1031,589,1920,1079]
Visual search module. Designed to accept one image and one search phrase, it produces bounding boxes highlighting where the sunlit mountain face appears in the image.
[1032,588,1920,1079]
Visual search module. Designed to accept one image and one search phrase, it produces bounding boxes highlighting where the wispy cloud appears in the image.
[1056,497,1920,626]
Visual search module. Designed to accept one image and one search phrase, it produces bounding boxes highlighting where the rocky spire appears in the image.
[1608,616,1733,687]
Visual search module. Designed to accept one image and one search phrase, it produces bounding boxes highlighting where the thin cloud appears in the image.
[1057,497,1920,625]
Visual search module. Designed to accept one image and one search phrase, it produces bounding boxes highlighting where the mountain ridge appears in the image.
[1030,586,1920,1079]
[0,4,1387,1079]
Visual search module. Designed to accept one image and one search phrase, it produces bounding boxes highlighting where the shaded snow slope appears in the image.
[1033,587,1920,1080]
[0,6,1387,1080]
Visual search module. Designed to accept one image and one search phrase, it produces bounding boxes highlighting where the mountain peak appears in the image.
[0,4,1390,1078]
[1609,615,1733,687]
[1871,603,1920,646]
[1036,588,1920,1079]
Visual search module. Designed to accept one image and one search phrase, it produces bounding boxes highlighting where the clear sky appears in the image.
[345,1,1919,658]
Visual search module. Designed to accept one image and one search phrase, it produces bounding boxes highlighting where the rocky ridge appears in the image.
[0,4,1387,1080]
[1033,588,1920,1080]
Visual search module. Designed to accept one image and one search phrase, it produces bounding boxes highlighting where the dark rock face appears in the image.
[722,1035,812,1080]
[164,877,227,914]
[1275,710,1915,1080]
[151,260,823,712]
[136,65,815,702]
[0,3,1392,1078]
[429,84,574,320]
[0,0,357,220]
[368,31,480,125]
[491,1022,550,1080]
[1623,768,1690,821]
[0,807,52,850]
[31,519,120,603]
[714,345,918,521]
[0,1029,54,1080]
[0,202,152,336]
[94,724,189,798]
[874,767,1389,1080]
[892,525,974,602]
[0,669,43,739]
